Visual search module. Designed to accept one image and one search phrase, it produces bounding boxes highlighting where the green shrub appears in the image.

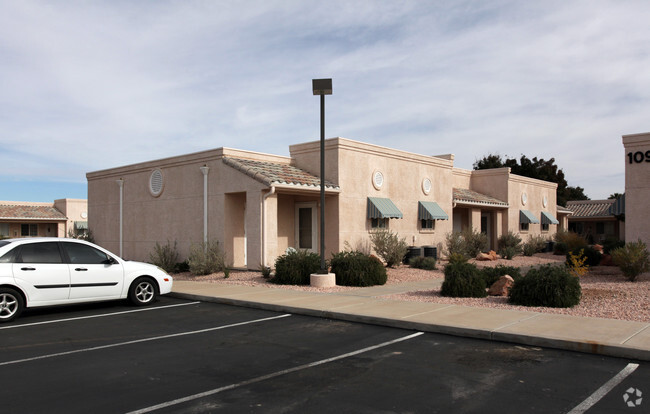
[447,252,468,264]
[566,246,601,267]
[461,228,488,257]
[554,230,587,252]
[611,240,650,282]
[444,232,467,260]
[480,265,522,287]
[272,249,321,285]
[409,256,437,270]
[174,261,190,273]
[259,264,272,279]
[441,262,487,298]
[553,242,569,255]
[602,237,625,255]
[188,240,226,276]
[497,231,522,259]
[330,251,387,286]
[522,235,547,256]
[149,240,179,273]
[509,265,581,308]
[369,229,408,267]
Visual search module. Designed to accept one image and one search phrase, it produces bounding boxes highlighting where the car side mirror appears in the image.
[103,256,119,265]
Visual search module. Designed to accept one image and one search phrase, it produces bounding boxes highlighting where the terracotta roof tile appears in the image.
[223,157,339,190]
[566,200,615,218]
[453,188,508,207]
[0,204,67,220]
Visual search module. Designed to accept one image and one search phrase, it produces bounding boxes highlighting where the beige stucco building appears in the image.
[0,199,88,239]
[87,138,560,268]
[622,132,650,247]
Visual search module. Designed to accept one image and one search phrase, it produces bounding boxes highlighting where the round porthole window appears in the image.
[149,169,164,197]
[521,192,528,206]
[372,170,384,190]
[543,195,548,208]
[422,178,432,195]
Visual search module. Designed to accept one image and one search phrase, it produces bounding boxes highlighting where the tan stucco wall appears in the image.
[623,132,650,247]
[54,198,88,236]
[506,174,558,239]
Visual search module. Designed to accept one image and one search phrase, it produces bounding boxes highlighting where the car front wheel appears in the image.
[128,277,158,306]
[0,288,24,323]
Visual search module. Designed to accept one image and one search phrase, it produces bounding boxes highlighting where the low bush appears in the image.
[330,251,387,286]
[447,252,468,265]
[441,262,487,298]
[444,232,468,260]
[461,228,488,258]
[272,249,321,285]
[522,235,547,256]
[554,230,587,252]
[480,265,522,287]
[369,229,408,267]
[188,240,226,276]
[566,250,589,277]
[611,240,650,282]
[409,256,437,270]
[602,237,625,255]
[566,246,600,267]
[497,231,522,260]
[259,264,272,279]
[509,265,581,308]
[553,242,569,255]
[174,261,190,273]
[149,240,179,273]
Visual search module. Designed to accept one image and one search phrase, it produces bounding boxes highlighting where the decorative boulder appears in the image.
[488,275,514,296]
[476,252,492,261]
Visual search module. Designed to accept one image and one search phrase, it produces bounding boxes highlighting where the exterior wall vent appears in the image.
[149,169,164,197]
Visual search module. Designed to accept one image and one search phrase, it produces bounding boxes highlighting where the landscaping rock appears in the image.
[488,275,514,296]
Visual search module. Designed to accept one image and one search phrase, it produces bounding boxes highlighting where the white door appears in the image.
[295,202,318,252]
[12,242,70,303]
[61,241,124,300]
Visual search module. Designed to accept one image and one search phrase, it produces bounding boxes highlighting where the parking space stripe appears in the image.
[567,362,640,414]
[0,313,291,367]
[127,331,425,414]
[0,301,201,330]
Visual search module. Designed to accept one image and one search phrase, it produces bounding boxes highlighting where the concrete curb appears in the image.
[170,292,650,361]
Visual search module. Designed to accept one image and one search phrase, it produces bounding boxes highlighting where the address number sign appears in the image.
[627,151,650,164]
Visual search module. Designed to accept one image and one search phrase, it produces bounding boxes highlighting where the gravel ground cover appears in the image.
[174,253,649,322]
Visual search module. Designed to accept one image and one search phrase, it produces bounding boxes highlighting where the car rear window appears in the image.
[0,240,12,249]
[19,242,63,264]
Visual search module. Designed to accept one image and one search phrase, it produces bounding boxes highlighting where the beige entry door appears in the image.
[295,202,318,252]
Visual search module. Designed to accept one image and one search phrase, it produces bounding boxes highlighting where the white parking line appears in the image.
[0,314,291,367]
[567,362,640,414]
[127,331,425,414]
[0,301,202,330]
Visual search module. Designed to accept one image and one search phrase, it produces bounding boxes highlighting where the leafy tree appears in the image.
[473,153,589,206]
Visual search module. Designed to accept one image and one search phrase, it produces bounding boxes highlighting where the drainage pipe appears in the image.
[261,186,276,268]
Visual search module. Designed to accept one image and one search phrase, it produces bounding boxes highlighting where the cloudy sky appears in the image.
[1,0,648,202]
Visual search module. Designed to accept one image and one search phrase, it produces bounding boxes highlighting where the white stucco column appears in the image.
[200,166,210,245]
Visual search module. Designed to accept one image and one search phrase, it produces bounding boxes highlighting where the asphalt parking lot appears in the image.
[1,297,646,414]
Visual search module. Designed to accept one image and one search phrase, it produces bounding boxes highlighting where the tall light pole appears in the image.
[312,78,332,274]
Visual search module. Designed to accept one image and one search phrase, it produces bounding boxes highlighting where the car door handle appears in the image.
[75,268,88,272]
[21,267,36,271]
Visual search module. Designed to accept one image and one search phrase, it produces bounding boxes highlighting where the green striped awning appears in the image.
[540,211,559,225]
[418,201,449,220]
[520,210,540,224]
[609,194,625,215]
[367,197,403,219]
[74,221,88,230]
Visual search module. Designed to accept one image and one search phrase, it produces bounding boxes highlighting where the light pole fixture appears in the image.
[312,78,332,275]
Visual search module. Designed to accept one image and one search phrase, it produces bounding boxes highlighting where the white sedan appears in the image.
[0,238,173,322]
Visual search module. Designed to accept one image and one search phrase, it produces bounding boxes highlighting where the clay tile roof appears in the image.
[0,204,67,220]
[222,157,339,190]
[565,199,615,218]
[453,188,508,207]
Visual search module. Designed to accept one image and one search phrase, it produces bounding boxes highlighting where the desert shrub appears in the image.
[447,252,468,264]
[522,235,547,256]
[611,240,650,282]
[553,242,569,255]
[174,261,190,273]
[554,230,587,252]
[461,228,488,257]
[497,231,522,260]
[441,262,487,298]
[444,232,467,259]
[480,265,522,287]
[602,237,625,255]
[149,240,179,273]
[259,264,272,278]
[369,229,408,267]
[409,256,437,270]
[272,249,321,285]
[566,246,600,267]
[509,265,581,308]
[330,251,387,286]
[566,250,589,277]
[188,240,226,276]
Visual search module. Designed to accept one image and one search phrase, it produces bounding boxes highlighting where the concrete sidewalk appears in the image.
[171,280,650,361]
